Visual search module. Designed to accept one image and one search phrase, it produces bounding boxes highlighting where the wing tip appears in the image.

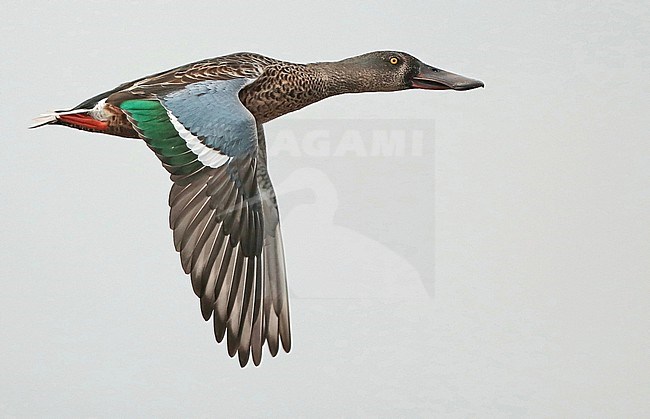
[237,348,251,367]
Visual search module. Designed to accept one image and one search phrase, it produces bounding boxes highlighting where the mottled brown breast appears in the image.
[239,63,329,124]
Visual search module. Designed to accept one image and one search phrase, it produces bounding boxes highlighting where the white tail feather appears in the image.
[29,108,92,129]
[29,114,57,128]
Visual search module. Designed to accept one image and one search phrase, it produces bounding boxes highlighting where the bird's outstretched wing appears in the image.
[116,79,290,367]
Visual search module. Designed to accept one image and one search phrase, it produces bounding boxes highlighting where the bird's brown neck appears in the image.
[239,61,376,124]
[309,61,380,95]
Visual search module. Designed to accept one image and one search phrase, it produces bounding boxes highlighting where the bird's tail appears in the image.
[30,108,109,132]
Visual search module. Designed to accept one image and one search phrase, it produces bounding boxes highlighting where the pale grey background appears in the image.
[1,0,649,417]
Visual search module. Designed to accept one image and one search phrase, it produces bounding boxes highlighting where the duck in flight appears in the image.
[32,51,483,367]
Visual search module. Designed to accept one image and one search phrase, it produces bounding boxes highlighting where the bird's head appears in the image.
[337,51,484,93]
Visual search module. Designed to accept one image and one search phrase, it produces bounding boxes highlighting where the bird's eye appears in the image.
[389,57,399,65]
